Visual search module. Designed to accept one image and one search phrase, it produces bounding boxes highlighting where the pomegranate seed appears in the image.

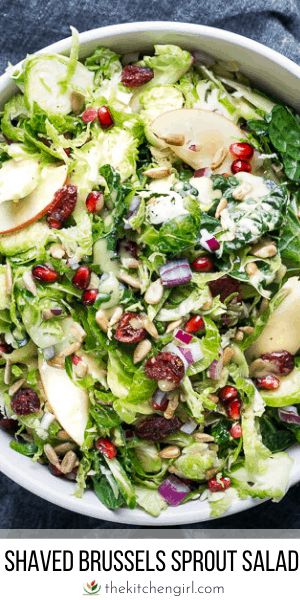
[185,315,205,334]
[229,423,242,439]
[191,255,214,272]
[95,438,117,459]
[219,385,239,402]
[81,107,98,123]
[71,354,82,366]
[255,374,280,390]
[72,266,91,290]
[82,288,98,306]
[227,399,241,420]
[208,476,231,493]
[32,265,59,283]
[64,147,71,156]
[97,106,114,129]
[86,191,104,213]
[229,142,254,160]
[231,159,252,174]
[49,464,63,477]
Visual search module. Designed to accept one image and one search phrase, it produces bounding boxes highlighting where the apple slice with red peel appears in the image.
[0,158,41,204]
[0,163,67,234]
[150,109,243,173]
[39,357,89,447]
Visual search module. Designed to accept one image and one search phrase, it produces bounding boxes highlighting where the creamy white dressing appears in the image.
[235,172,269,200]
[189,175,222,209]
[146,192,188,225]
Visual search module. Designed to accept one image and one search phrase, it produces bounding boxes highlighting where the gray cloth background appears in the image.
[0,0,300,529]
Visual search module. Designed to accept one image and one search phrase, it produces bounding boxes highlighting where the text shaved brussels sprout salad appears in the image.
[1,29,300,518]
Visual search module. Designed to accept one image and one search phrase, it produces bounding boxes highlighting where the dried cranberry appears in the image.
[145,352,185,385]
[135,415,181,441]
[11,388,40,415]
[32,265,59,283]
[209,275,241,302]
[114,312,146,344]
[227,399,241,420]
[0,418,18,433]
[81,107,98,123]
[49,464,63,477]
[96,438,117,459]
[229,142,254,160]
[219,385,239,402]
[47,185,77,229]
[97,106,114,129]
[255,374,280,390]
[229,423,242,439]
[185,315,205,334]
[208,476,231,493]
[231,159,252,174]
[192,255,214,272]
[121,65,154,87]
[64,147,71,156]
[72,266,91,290]
[260,350,294,376]
[86,191,104,213]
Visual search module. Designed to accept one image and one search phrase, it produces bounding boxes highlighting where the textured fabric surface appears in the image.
[0,0,300,529]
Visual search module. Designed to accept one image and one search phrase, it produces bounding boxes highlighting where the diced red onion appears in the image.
[164,343,189,370]
[159,475,190,506]
[278,406,300,425]
[152,389,167,410]
[51,308,63,316]
[160,259,192,288]
[194,167,212,178]
[178,343,203,365]
[199,229,220,253]
[43,346,55,360]
[175,329,193,345]
[208,358,223,380]
[180,420,197,434]
[124,196,141,230]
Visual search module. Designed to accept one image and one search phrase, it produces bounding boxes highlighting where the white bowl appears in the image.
[1,22,300,526]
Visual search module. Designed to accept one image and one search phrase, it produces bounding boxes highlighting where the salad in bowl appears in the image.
[1,28,300,519]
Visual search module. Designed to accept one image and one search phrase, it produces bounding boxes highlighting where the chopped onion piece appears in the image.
[40,412,56,430]
[159,475,190,506]
[175,329,193,345]
[152,389,167,410]
[278,406,300,425]
[180,420,197,434]
[160,259,192,288]
[199,229,220,253]
[124,196,141,229]
[208,358,223,380]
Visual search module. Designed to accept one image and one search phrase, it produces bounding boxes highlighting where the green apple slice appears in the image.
[0,158,40,203]
[39,357,89,447]
[248,277,300,358]
[150,108,243,172]
[0,163,67,234]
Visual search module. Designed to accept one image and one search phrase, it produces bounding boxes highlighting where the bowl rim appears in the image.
[0,20,299,526]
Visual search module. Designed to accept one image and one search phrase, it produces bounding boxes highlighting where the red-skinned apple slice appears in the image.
[150,108,243,173]
[39,356,89,447]
[0,163,67,234]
